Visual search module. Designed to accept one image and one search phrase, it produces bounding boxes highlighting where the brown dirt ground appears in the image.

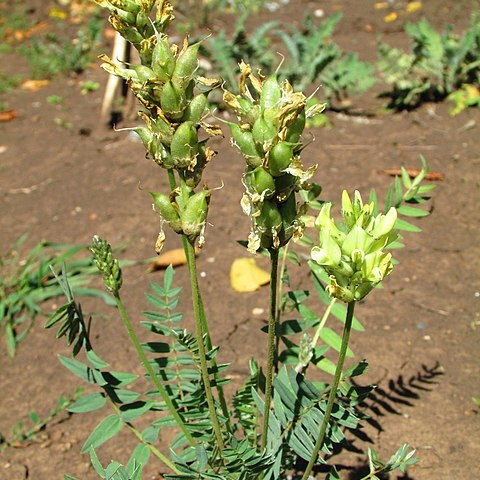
[1,1,479,479]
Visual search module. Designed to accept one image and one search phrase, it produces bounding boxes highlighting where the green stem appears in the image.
[180,234,232,433]
[174,173,231,432]
[274,244,289,374]
[300,300,356,480]
[260,248,280,452]
[295,298,336,375]
[113,293,196,447]
[184,239,225,454]
[109,400,180,474]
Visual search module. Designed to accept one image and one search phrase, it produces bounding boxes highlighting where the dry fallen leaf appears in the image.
[20,79,50,92]
[230,258,270,293]
[148,248,191,271]
[380,168,445,181]
[0,110,18,122]
[374,2,389,9]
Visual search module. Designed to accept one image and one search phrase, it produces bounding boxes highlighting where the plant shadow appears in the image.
[308,361,444,478]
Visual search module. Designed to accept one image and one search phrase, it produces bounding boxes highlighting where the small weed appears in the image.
[0,234,115,357]
[54,117,73,129]
[0,388,83,450]
[0,73,22,95]
[19,15,103,79]
[378,16,480,110]
[80,80,100,95]
[47,94,63,104]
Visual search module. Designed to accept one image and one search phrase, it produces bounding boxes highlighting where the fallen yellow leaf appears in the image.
[406,1,422,13]
[20,79,50,91]
[384,12,398,23]
[49,7,68,19]
[148,248,190,271]
[230,258,270,293]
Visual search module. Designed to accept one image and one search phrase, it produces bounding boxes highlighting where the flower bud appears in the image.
[89,236,122,294]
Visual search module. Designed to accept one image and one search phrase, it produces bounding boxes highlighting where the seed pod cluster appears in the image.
[224,62,322,253]
[96,1,223,251]
[151,187,211,251]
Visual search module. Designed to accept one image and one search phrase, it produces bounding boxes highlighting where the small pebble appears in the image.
[200,271,206,278]
[252,307,264,315]
[423,335,431,341]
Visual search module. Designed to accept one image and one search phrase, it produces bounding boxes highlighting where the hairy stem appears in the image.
[185,238,225,454]
[260,248,280,452]
[113,293,196,447]
[300,300,356,480]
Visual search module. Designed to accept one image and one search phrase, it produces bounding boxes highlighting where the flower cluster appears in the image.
[224,63,325,253]
[89,235,123,294]
[311,190,398,302]
[95,0,222,251]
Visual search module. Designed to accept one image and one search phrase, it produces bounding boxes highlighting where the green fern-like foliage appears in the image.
[378,16,480,109]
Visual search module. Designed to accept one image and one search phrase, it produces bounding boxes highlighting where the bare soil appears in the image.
[1,1,479,479]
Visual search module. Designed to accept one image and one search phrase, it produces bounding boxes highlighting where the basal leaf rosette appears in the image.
[224,62,325,253]
[311,190,398,302]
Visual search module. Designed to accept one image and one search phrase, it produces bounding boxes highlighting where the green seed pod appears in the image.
[260,75,281,111]
[133,126,154,150]
[184,141,208,188]
[182,93,207,123]
[160,80,187,120]
[170,121,199,168]
[135,11,149,32]
[110,0,140,14]
[181,189,211,239]
[151,36,175,80]
[132,65,156,83]
[279,193,297,227]
[150,192,182,233]
[274,173,296,201]
[258,200,283,231]
[285,109,306,143]
[268,141,294,177]
[173,43,200,85]
[252,115,277,148]
[245,167,275,197]
[115,8,136,25]
[230,124,263,167]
